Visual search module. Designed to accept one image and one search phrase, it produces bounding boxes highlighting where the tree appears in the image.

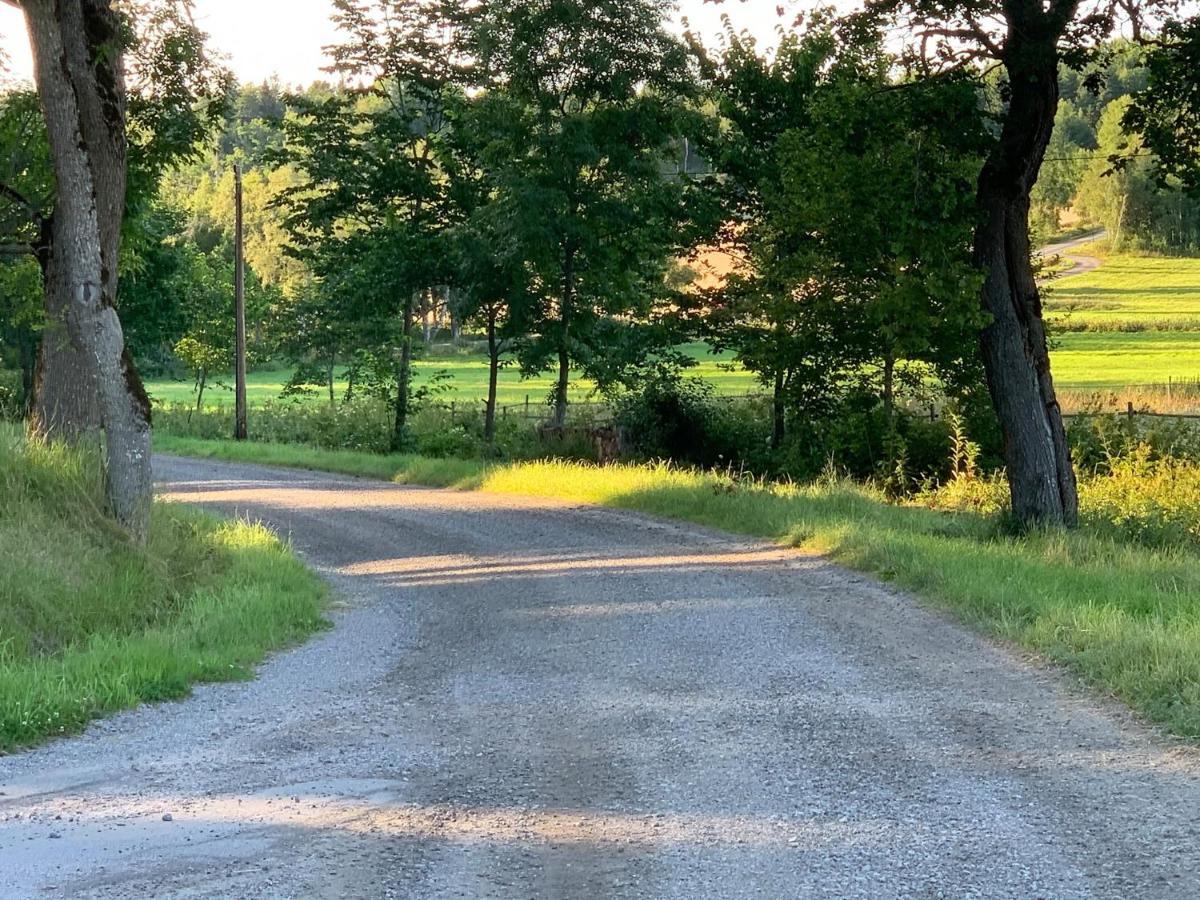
[9,0,151,538]
[855,0,1179,526]
[278,0,472,449]
[1127,16,1200,195]
[473,0,707,428]
[699,21,987,455]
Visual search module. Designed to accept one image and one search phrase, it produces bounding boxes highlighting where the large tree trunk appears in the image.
[974,23,1078,528]
[22,0,153,541]
[30,217,100,437]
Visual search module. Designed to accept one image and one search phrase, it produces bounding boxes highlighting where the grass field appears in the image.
[1047,252,1200,331]
[156,434,1200,741]
[142,250,1200,409]
[144,342,759,410]
[0,430,327,750]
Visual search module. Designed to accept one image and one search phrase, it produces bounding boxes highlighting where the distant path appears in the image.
[1042,228,1107,279]
[3,455,1200,898]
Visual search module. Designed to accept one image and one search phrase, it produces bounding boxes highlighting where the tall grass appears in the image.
[0,430,327,751]
[157,434,1200,739]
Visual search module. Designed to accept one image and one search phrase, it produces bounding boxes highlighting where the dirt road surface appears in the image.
[3,456,1200,898]
[1042,229,1107,279]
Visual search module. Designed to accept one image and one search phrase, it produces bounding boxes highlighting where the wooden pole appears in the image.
[234,164,248,441]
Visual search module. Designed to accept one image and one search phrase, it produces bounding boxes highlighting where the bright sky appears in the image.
[0,1,803,88]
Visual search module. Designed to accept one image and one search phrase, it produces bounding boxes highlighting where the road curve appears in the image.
[2,456,1200,898]
[1042,229,1107,280]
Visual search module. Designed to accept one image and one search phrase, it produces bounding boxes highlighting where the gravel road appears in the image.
[1042,229,1107,280]
[3,455,1200,898]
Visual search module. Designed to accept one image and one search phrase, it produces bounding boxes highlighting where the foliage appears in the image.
[1127,17,1200,196]
[470,0,712,424]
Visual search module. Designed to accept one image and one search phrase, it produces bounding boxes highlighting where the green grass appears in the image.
[1047,252,1200,331]
[144,342,760,410]
[0,429,327,751]
[157,434,1200,740]
[1052,331,1200,391]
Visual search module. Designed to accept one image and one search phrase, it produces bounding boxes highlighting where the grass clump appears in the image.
[0,430,326,751]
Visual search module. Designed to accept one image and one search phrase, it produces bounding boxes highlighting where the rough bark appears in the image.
[974,13,1079,528]
[553,247,576,430]
[391,293,416,451]
[22,0,153,541]
[485,308,499,444]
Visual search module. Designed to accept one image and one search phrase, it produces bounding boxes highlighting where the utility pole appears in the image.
[234,164,248,441]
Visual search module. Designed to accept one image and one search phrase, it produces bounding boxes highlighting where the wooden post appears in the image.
[525,394,530,419]
[233,164,248,441]
[1127,401,1135,422]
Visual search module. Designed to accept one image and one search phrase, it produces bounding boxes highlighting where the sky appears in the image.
[0,1,803,88]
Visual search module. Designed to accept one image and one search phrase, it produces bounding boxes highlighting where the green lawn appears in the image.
[156,434,1200,741]
[1052,331,1200,391]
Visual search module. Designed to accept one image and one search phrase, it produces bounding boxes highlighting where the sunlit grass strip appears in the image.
[157,435,1200,740]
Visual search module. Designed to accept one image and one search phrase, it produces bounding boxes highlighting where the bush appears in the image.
[614,376,768,470]
[0,370,23,422]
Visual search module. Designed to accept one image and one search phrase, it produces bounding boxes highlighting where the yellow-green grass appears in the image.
[1047,252,1200,331]
[144,343,760,410]
[0,430,327,751]
[1052,331,1200,392]
[157,434,1200,740]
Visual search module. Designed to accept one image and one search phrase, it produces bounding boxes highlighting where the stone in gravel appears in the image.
[162,814,174,822]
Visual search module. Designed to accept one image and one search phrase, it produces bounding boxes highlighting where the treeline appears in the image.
[1032,42,1200,251]
[4,0,1200,535]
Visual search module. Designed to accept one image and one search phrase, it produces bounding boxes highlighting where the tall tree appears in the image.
[473,0,706,428]
[1127,16,1200,195]
[279,0,473,449]
[858,0,1176,526]
[10,0,151,538]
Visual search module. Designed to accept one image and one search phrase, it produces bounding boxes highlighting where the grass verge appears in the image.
[157,434,1200,740]
[0,432,327,752]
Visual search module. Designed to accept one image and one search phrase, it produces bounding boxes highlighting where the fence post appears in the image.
[525,394,530,419]
[450,400,456,423]
[1127,401,1135,422]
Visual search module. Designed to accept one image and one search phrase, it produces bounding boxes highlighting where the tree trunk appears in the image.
[553,248,576,429]
[23,0,152,541]
[17,331,36,416]
[974,25,1078,527]
[771,368,785,450]
[194,368,207,414]
[327,351,336,407]
[882,350,896,427]
[391,294,415,451]
[485,308,499,445]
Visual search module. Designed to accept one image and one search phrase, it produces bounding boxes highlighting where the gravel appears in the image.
[1,454,1198,898]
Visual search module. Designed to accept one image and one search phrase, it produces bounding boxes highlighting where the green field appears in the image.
[1047,253,1200,331]
[146,342,761,409]
[144,253,1200,409]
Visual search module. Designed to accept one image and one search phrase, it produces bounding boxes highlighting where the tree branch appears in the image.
[0,180,44,228]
